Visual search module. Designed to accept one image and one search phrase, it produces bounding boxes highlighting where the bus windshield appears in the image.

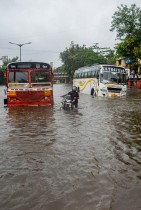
[9,72,28,83]
[102,72,127,84]
[31,71,50,87]
[31,71,50,83]
[8,71,51,88]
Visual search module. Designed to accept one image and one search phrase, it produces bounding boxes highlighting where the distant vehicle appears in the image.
[4,62,54,106]
[73,64,127,97]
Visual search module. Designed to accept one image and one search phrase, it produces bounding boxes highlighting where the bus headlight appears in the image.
[8,91,16,96]
[44,90,52,96]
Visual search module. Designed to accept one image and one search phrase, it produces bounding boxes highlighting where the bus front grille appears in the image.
[107,88,121,93]
[16,91,44,101]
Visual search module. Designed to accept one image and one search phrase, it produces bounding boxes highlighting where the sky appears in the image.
[0,0,141,68]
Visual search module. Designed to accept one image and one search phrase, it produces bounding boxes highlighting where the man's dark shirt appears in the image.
[68,91,79,103]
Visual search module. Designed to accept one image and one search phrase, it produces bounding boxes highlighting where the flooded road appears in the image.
[0,84,141,210]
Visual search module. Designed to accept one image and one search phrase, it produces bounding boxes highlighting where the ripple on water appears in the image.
[0,85,141,210]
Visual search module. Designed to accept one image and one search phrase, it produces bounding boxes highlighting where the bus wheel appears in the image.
[91,88,94,96]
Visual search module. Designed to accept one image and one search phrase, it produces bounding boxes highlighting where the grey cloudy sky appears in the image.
[0,0,141,67]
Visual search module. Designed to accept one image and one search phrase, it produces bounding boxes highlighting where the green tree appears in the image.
[110,4,141,40]
[98,49,116,65]
[0,57,18,85]
[110,4,141,71]
[2,56,19,68]
[60,44,109,79]
[115,36,141,69]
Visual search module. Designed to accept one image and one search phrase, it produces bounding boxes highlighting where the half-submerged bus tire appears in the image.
[4,98,7,105]
[91,88,94,96]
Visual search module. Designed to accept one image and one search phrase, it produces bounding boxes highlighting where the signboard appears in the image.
[103,66,126,73]
[8,62,51,70]
[125,58,132,64]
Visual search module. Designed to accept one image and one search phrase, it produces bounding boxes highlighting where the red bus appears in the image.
[4,62,54,106]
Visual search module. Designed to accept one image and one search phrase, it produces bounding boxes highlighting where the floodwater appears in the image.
[0,84,141,210]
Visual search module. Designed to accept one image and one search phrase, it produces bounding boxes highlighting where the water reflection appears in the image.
[111,106,141,168]
[0,85,141,210]
[8,106,55,140]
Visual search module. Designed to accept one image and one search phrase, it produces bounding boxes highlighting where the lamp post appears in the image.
[9,42,32,61]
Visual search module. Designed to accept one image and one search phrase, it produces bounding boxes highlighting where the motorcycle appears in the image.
[61,95,74,110]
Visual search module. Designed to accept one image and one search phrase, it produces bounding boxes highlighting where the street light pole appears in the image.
[9,42,32,61]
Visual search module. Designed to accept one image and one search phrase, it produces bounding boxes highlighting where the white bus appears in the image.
[73,64,127,97]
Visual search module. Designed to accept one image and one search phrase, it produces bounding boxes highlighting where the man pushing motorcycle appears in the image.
[61,86,79,108]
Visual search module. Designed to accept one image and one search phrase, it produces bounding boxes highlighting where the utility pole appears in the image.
[9,42,32,61]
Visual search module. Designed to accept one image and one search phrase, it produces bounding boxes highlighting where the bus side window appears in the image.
[96,71,99,79]
[82,73,85,78]
[100,74,103,82]
[83,73,85,78]
[93,71,96,78]
[9,72,14,83]
[88,71,91,78]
